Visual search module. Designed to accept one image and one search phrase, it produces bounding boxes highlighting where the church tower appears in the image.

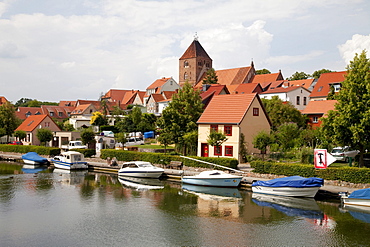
[179,36,212,87]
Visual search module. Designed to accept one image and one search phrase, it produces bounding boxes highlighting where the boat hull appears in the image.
[252,186,321,197]
[52,160,88,170]
[118,170,163,178]
[182,177,242,188]
[342,197,370,208]
[23,159,46,165]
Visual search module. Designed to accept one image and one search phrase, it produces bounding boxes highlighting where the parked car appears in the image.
[330,146,359,162]
[125,137,144,147]
[8,141,23,145]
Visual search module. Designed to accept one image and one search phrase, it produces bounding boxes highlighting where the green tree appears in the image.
[14,130,27,141]
[255,69,271,75]
[80,128,96,147]
[0,101,20,142]
[273,122,301,152]
[207,130,227,157]
[202,68,218,84]
[252,130,272,158]
[138,113,157,133]
[115,132,128,148]
[157,131,174,154]
[312,69,333,79]
[90,111,107,127]
[157,82,203,155]
[322,50,370,166]
[287,71,311,81]
[36,128,53,146]
[261,96,307,130]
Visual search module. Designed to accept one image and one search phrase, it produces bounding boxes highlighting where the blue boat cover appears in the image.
[348,188,370,199]
[21,152,48,163]
[252,176,324,188]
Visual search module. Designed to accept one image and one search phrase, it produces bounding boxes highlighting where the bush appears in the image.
[71,148,96,158]
[0,144,60,156]
[250,160,370,184]
[100,149,239,169]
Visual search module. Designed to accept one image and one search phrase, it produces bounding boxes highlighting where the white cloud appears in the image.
[338,34,370,64]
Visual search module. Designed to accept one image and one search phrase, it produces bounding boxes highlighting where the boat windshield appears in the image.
[210,172,221,176]
[138,163,152,168]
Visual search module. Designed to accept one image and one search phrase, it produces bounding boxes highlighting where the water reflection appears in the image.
[2,162,370,246]
[118,176,164,190]
[21,164,48,174]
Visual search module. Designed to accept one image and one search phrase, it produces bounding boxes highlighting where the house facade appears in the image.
[260,86,311,111]
[301,100,337,128]
[15,114,61,146]
[309,71,346,101]
[197,94,271,161]
[144,77,179,106]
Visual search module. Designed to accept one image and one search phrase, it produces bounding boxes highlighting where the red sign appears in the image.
[314,149,327,169]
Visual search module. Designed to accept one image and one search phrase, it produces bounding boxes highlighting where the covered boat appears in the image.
[22,152,49,165]
[252,176,324,197]
[118,161,164,178]
[341,188,370,208]
[51,151,88,170]
[181,170,243,188]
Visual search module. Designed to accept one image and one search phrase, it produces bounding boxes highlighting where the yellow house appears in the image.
[197,93,271,162]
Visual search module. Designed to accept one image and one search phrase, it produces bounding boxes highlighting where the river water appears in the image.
[1,162,370,247]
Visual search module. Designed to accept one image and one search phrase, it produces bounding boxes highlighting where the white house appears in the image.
[259,86,311,111]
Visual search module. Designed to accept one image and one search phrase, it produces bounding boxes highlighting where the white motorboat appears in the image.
[252,176,324,197]
[182,184,242,200]
[118,161,164,178]
[51,151,88,170]
[22,152,49,165]
[181,170,243,187]
[118,176,164,190]
[340,188,370,208]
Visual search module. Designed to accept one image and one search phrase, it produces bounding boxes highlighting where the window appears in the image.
[184,72,188,80]
[296,96,300,105]
[333,84,341,92]
[313,117,318,123]
[224,125,232,136]
[184,61,189,68]
[214,146,222,156]
[50,112,54,117]
[303,97,307,106]
[225,146,233,156]
[253,108,259,116]
[210,124,218,132]
[45,122,50,127]
[317,86,323,92]
[58,112,63,117]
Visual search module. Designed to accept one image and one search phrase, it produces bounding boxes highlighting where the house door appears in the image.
[201,143,209,157]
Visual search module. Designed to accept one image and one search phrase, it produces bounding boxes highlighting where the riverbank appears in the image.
[1,151,367,195]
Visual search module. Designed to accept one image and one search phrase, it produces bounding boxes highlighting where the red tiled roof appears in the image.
[301,100,337,115]
[200,84,228,100]
[103,89,132,103]
[71,104,92,115]
[0,96,8,105]
[149,94,165,102]
[180,39,212,60]
[147,78,171,90]
[261,85,303,94]
[310,71,346,98]
[59,101,76,107]
[162,91,176,100]
[286,79,315,89]
[215,67,253,85]
[233,83,263,94]
[197,94,258,124]
[16,114,47,132]
[251,71,284,84]
[16,107,42,120]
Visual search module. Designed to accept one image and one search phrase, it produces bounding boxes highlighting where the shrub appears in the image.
[71,148,96,158]
[0,144,60,156]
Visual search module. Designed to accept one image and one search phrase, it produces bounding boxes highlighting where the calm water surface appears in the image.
[1,162,370,247]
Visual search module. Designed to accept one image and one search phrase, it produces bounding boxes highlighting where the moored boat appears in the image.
[181,170,243,188]
[118,161,164,178]
[340,188,370,208]
[22,152,49,165]
[51,151,88,170]
[118,176,164,190]
[252,176,324,197]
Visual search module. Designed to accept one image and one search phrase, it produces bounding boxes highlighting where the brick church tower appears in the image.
[179,36,212,87]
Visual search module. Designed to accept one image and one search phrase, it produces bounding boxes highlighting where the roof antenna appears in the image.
[194,32,198,41]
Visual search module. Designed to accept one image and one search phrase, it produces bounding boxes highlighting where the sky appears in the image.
[0,0,369,103]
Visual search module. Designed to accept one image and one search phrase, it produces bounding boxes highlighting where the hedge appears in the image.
[100,149,239,169]
[250,160,370,184]
[70,148,96,158]
[0,144,60,156]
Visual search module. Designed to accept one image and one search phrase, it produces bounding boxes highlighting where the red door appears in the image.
[201,143,209,157]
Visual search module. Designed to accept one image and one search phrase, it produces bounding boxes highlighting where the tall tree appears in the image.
[90,111,107,127]
[81,128,96,148]
[312,69,333,79]
[322,50,370,166]
[157,82,203,155]
[287,71,311,81]
[202,68,218,84]
[252,130,272,158]
[0,101,20,142]
[261,96,307,130]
